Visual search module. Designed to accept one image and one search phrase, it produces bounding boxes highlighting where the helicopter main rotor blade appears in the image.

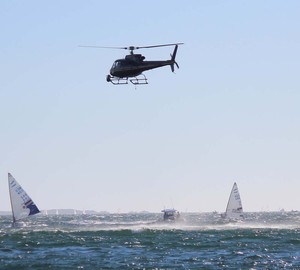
[79,45,128,50]
[79,43,183,51]
[135,43,184,50]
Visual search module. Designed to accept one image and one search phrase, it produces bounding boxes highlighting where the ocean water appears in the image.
[1,212,300,269]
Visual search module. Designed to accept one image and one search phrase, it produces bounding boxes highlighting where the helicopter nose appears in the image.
[110,68,117,76]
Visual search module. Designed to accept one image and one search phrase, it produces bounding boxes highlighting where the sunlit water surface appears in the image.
[1,212,300,269]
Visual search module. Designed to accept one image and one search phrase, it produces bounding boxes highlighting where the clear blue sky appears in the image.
[1,1,300,212]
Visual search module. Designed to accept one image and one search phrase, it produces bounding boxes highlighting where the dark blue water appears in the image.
[1,212,300,269]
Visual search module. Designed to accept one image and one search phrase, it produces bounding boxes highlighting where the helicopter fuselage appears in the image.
[105,44,180,85]
[110,54,174,78]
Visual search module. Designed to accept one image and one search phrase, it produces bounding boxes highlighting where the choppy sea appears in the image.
[1,211,300,269]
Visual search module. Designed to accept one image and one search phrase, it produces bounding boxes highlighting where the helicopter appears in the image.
[80,43,183,85]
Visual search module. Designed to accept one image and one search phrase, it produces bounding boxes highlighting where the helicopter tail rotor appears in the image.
[170,45,179,72]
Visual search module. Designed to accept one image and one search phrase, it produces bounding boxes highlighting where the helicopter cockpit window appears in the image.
[112,60,123,69]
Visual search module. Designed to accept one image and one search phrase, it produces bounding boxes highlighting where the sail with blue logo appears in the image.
[8,173,40,223]
[222,182,244,220]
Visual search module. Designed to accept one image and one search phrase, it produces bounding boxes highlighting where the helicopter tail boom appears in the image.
[170,45,179,72]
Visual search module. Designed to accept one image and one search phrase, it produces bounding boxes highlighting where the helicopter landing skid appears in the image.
[106,75,128,85]
[106,74,148,85]
[130,74,148,85]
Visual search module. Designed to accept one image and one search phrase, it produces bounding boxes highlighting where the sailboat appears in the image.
[8,173,40,224]
[222,182,244,220]
[161,208,181,222]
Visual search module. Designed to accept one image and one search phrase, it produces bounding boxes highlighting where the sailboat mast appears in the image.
[8,173,16,223]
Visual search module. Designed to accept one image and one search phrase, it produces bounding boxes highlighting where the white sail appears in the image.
[223,182,243,219]
[8,173,40,223]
